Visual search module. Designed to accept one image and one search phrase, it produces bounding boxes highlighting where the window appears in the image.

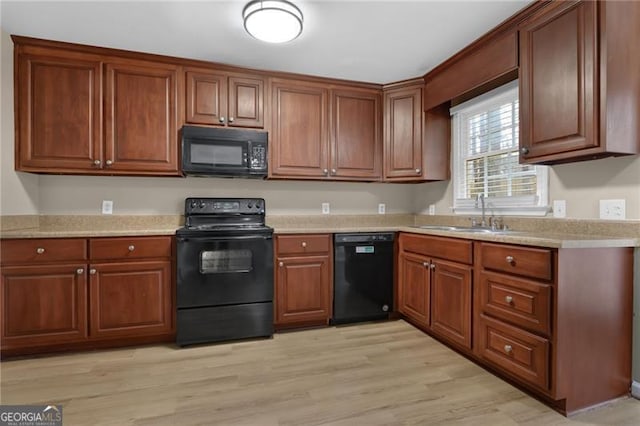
[451,80,549,216]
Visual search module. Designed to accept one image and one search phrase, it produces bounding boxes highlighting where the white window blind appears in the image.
[451,81,549,216]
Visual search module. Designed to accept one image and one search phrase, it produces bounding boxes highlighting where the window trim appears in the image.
[451,80,550,217]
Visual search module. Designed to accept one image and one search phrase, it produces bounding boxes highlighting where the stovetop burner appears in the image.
[176,197,272,237]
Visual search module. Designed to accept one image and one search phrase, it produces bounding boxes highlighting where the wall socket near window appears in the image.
[321,202,330,214]
[378,203,386,214]
[552,200,566,218]
[599,199,625,220]
[428,204,436,215]
[102,200,113,215]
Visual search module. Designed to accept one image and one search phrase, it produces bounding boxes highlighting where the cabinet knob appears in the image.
[505,295,514,304]
[520,147,529,155]
[430,263,436,270]
[89,268,97,275]
[93,159,101,166]
[219,116,225,123]
[323,169,329,175]
[505,255,515,264]
[36,247,45,254]
[331,169,336,175]
[128,245,135,252]
[229,117,234,123]
[106,160,113,166]
[415,168,421,174]
[301,242,307,248]
[278,261,284,267]
[76,268,84,275]
[504,344,513,354]
[423,262,429,267]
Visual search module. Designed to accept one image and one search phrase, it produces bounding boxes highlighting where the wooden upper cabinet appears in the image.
[331,89,382,180]
[13,37,182,176]
[519,0,640,163]
[383,82,449,182]
[185,69,264,128]
[105,60,180,174]
[384,84,423,180]
[270,79,329,178]
[15,47,103,172]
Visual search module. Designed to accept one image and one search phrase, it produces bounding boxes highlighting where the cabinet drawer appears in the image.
[479,271,552,336]
[478,314,550,390]
[1,238,87,265]
[400,233,472,264]
[276,234,331,255]
[90,236,172,260]
[480,243,552,281]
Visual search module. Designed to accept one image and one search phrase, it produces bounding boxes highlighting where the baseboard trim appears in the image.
[632,381,640,399]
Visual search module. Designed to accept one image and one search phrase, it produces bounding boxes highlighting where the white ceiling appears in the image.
[0,0,531,84]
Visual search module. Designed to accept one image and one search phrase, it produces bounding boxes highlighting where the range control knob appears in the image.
[199,202,206,208]
[190,201,197,208]
[247,202,253,208]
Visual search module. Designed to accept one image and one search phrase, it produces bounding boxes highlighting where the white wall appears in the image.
[414,155,640,220]
[0,29,39,215]
[37,175,415,215]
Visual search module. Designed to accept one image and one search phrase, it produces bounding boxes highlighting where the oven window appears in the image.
[191,143,244,166]
[200,249,253,274]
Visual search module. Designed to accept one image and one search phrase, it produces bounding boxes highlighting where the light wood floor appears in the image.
[1,320,639,425]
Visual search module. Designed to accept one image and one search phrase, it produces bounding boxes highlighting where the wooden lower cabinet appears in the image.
[274,234,332,327]
[89,261,172,338]
[0,236,174,356]
[430,259,472,350]
[0,264,88,350]
[398,233,473,349]
[397,252,430,326]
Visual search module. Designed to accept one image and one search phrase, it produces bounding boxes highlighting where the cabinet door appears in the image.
[398,252,430,326]
[330,89,382,180]
[430,259,472,349]
[384,86,423,180]
[185,70,227,126]
[228,75,264,128]
[270,80,329,178]
[16,51,102,172]
[0,264,88,350]
[519,0,598,162]
[275,255,331,325]
[89,261,172,339]
[105,61,180,174]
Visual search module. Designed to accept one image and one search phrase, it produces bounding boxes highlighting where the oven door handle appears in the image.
[177,235,272,243]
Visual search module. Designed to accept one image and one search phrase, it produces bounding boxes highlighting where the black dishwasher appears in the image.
[333,233,395,325]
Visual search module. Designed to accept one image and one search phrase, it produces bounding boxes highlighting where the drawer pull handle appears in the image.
[504,345,513,354]
[279,261,284,267]
[505,295,513,304]
[128,245,135,252]
[36,247,45,254]
[505,255,515,264]
[89,269,97,275]
[76,268,84,275]
[301,242,307,248]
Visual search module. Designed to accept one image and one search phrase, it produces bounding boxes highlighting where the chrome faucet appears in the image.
[475,193,487,227]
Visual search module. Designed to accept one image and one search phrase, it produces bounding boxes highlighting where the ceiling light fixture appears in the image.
[242,0,304,44]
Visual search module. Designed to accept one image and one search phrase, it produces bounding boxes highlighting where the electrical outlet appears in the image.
[321,202,330,214]
[102,200,113,215]
[378,203,386,214]
[428,204,436,215]
[599,199,625,220]
[552,200,566,218]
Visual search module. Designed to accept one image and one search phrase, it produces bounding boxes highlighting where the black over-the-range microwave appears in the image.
[181,125,268,178]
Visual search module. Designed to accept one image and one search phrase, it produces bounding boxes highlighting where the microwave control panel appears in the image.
[250,144,267,170]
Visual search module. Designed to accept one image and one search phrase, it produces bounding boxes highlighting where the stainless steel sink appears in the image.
[411,225,513,234]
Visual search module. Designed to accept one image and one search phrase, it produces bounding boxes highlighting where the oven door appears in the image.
[176,234,273,308]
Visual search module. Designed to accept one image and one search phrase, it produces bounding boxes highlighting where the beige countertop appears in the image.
[1,215,638,249]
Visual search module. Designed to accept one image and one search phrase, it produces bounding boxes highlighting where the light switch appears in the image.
[599,199,625,220]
